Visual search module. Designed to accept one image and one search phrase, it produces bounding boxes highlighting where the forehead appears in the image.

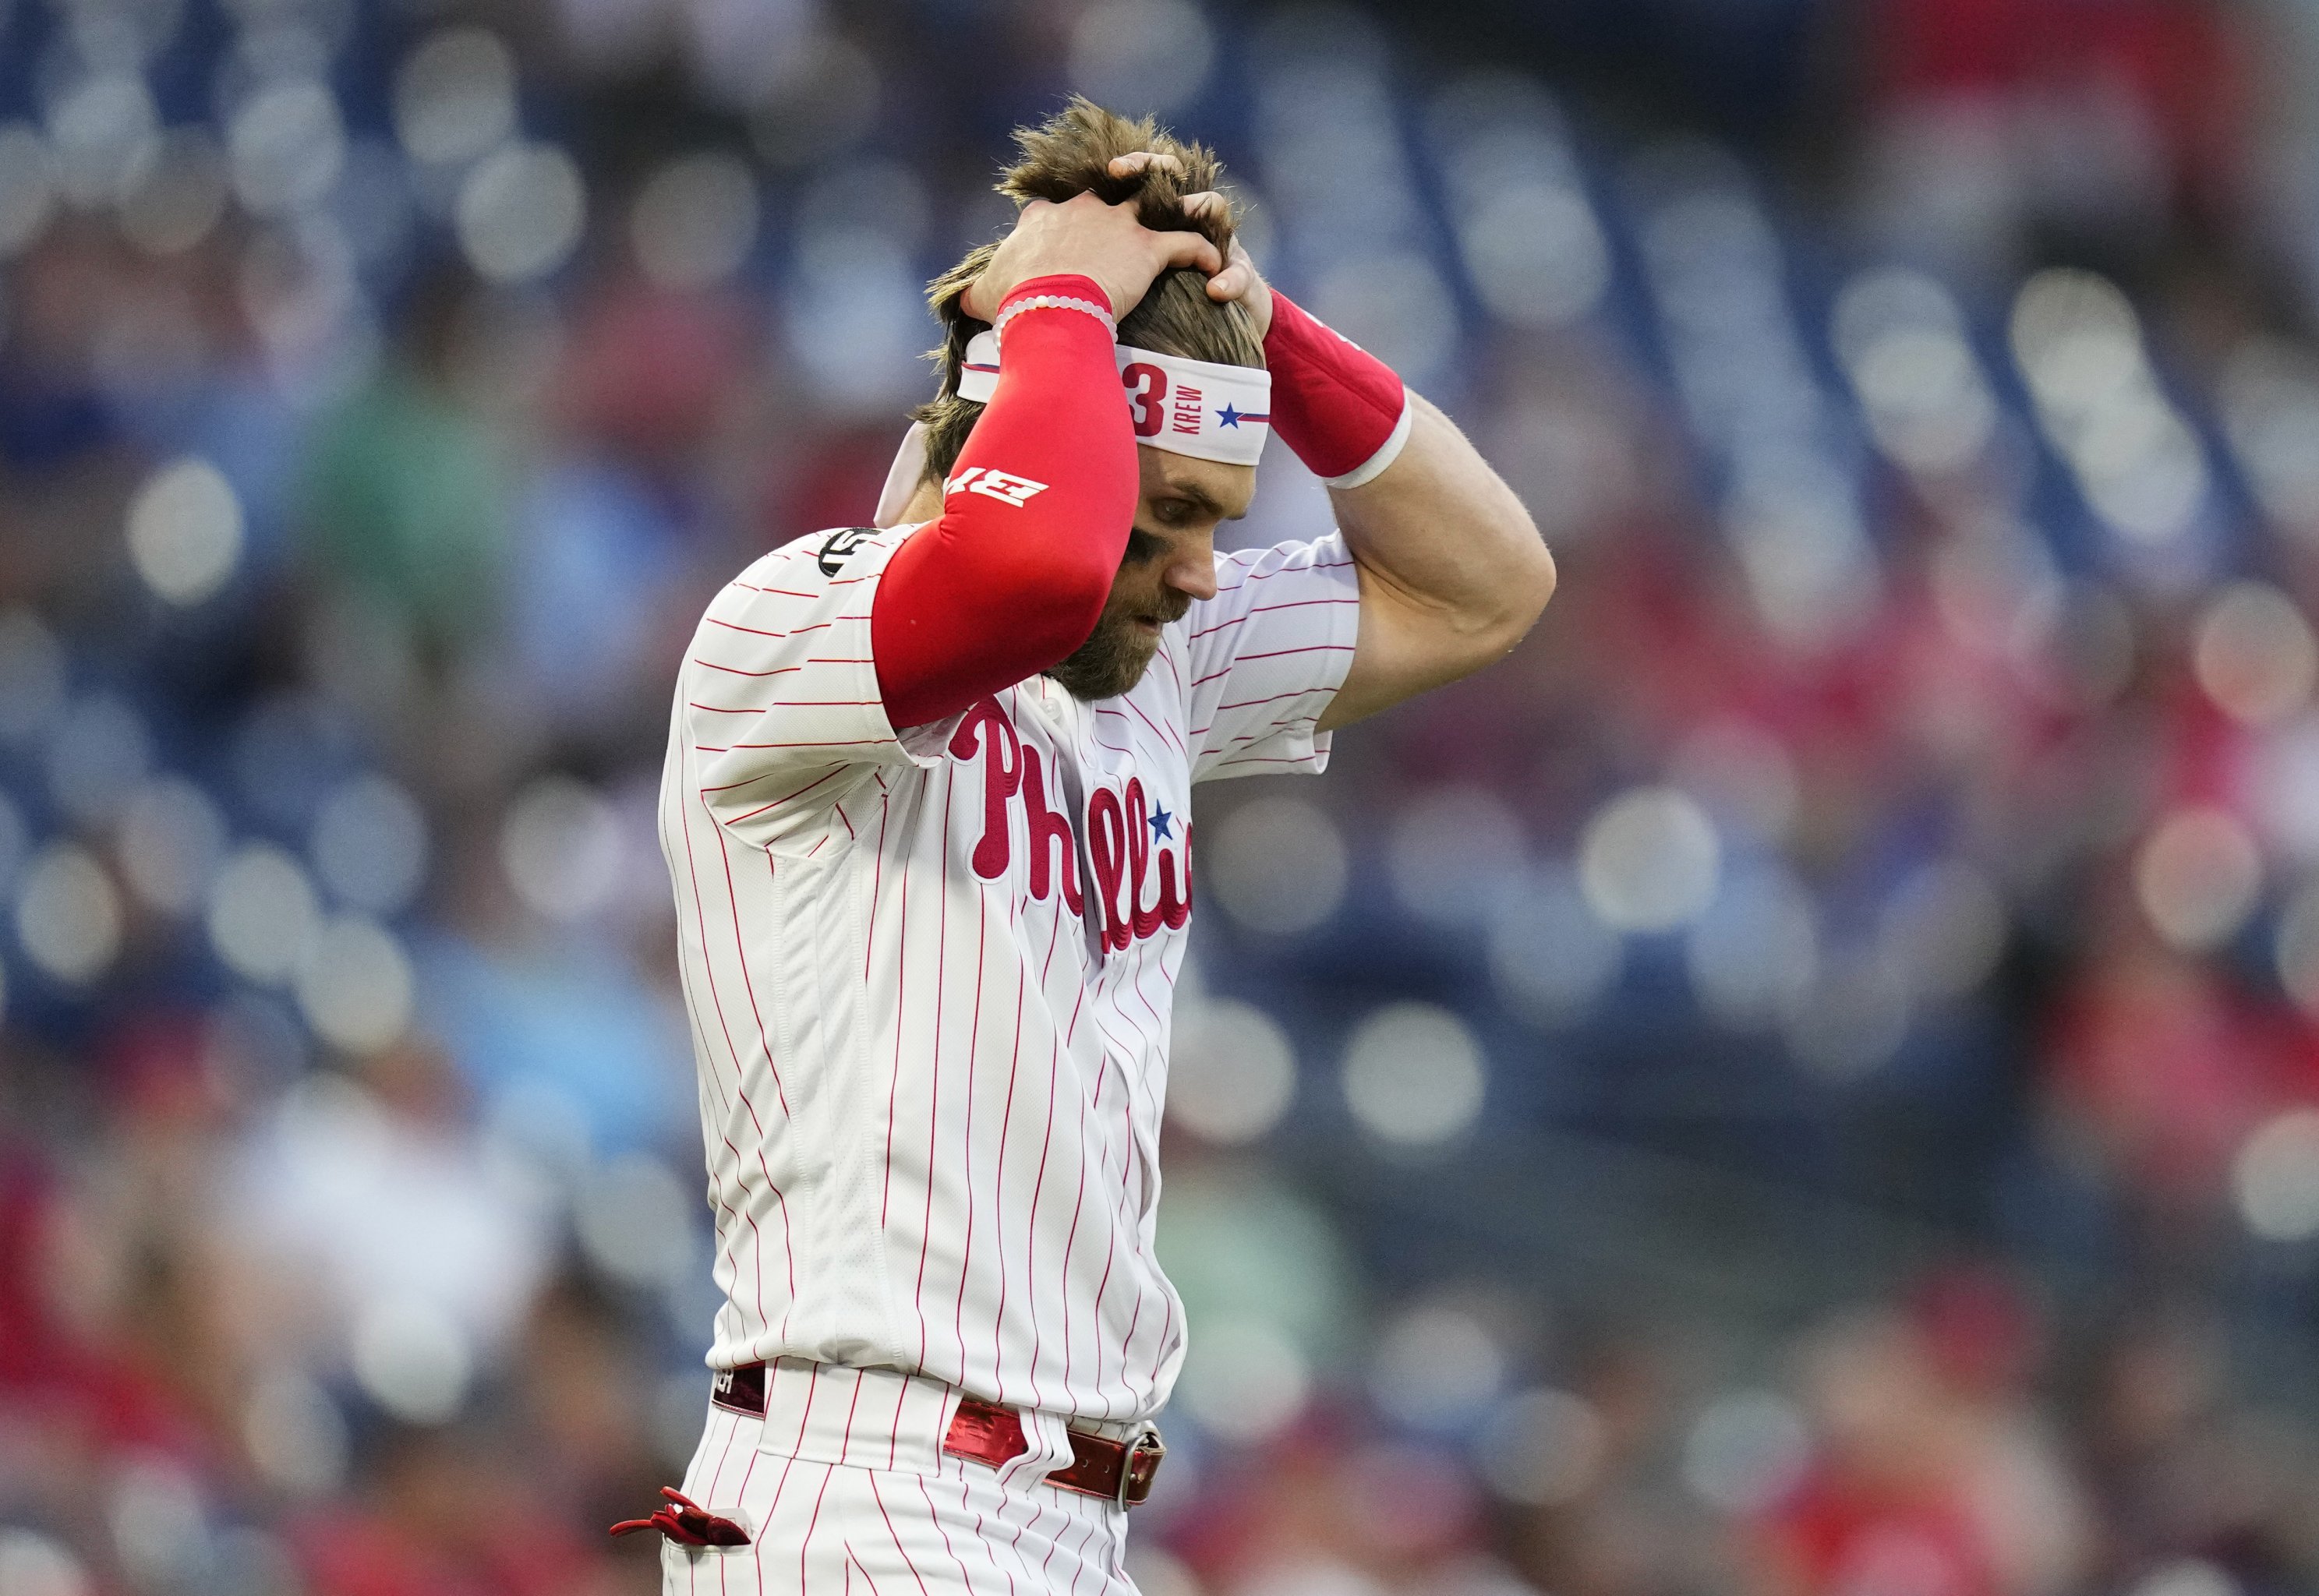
[1135,446,1257,520]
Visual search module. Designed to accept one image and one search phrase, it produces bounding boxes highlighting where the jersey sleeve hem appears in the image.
[1186,531,1363,785]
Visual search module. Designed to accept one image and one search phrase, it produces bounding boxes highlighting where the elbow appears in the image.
[1511,532,1556,630]
[1478,517,1556,654]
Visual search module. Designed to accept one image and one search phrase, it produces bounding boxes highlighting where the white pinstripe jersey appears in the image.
[658,520,1360,1425]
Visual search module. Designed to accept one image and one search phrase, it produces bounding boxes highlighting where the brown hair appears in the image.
[911,97,1264,484]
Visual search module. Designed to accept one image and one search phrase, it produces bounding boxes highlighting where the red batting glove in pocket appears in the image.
[609,1487,751,1548]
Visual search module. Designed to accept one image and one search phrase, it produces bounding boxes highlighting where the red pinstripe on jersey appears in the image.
[659,522,1359,1421]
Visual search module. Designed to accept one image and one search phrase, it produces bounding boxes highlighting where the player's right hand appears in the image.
[960,191,1223,325]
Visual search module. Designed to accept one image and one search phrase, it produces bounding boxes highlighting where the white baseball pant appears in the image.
[661,1360,1140,1595]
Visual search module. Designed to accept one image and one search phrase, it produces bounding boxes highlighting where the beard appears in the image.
[1047,574,1193,701]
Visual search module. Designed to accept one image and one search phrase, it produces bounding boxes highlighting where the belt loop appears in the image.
[1013,1408,1079,1488]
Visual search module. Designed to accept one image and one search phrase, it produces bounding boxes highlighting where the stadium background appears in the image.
[4,0,2319,1590]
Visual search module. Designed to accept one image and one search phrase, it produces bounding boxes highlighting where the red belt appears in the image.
[711,1363,1165,1509]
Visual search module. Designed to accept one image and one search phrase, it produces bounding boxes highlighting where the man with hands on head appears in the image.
[635,100,1552,1592]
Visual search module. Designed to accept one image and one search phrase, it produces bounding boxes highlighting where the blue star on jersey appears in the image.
[1216,404,1245,429]
[1147,805,1174,840]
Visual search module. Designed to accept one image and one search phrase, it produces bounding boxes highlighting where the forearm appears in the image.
[872,278,1136,729]
[1261,289,1554,726]
[1331,394,1554,644]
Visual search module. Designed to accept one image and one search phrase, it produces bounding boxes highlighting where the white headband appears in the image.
[956,330,1271,468]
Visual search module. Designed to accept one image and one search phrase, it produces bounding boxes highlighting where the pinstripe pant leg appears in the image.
[662,1405,853,1594]
[841,1461,1136,1596]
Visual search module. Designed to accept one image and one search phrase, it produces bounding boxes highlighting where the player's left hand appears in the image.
[1107,152,1274,337]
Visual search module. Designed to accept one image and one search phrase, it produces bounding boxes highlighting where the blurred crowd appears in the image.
[10,0,2319,1591]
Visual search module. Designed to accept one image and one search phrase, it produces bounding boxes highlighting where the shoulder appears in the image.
[699,524,918,611]
[1208,531,1356,590]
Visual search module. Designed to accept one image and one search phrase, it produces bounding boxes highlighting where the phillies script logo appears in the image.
[949,697,1190,952]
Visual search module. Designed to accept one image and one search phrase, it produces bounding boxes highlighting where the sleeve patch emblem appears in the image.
[817,527,876,576]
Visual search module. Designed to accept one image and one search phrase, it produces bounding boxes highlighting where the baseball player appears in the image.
[630,100,1554,1591]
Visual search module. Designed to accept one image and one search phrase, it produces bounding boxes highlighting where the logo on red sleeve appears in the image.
[946,467,1049,507]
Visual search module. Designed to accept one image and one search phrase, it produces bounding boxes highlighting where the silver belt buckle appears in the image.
[1117,1423,1165,1509]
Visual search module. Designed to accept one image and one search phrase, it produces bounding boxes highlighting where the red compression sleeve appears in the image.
[872,276,1137,729]
[1263,288,1411,487]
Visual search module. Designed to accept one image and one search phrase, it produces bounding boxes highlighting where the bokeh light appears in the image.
[392,28,517,167]
[1784,952,1912,1079]
[1685,862,1817,1026]
[1209,796,1349,935]
[227,78,344,215]
[1486,863,1622,1026]
[2011,267,2210,546]
[1578,786,1720,933]
[2233,1109,2319,1242]
[126,457,245,606]
[1833,267,1998,475]
[293,915,414,1055]
[1168,997,1297,1145]
[1431,75,1609,330]
[1369,1303,1507,1429]
[1386,785,1528,925]
[351,1298,473,1425]
[242,1372,350,1499]
[1342,1001,1486,1146]
[1173,1312,1310,1445]
[1680,1389,1810,1514]
[1068,0,1216,116]
[1879,857,2009,1001]
[207,843,320,983]
[574,1153,697,1291]
[2130,1566,2239,1596]
[2134,807,2261,952]
[118,129,228,256]
[2193,581,2317,726]
[456,142,586,284]
[310,774,428,915]
[48,73,159,207]
[116,775,228,915]
[500,775,621,921]
[0,1528,88,1596]
[2221,340,2319,541]
[631,151,759,289]
[107,1457,208,1591]
[16,842,122,986]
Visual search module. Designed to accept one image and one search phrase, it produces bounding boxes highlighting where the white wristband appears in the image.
[992,295,1117,343]
[1320,394,1412,490]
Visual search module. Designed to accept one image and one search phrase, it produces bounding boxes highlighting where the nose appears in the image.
[1164,542,1218,603]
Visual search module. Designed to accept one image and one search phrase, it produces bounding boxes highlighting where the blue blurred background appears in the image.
[8,0,2319,1591]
